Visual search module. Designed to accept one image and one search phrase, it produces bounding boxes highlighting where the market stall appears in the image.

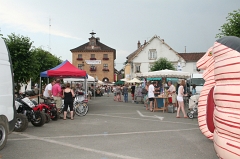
[136,69,191,111]
[39,60,87,103]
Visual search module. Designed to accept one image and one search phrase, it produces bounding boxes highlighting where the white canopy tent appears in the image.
[137,69,190,79]
[63,75,95,82]
[120,78,129,82]
[126,78,142,83]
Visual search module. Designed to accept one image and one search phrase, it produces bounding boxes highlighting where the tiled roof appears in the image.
[126,35,184,62]
[70,41,116,52]
[178,52,205,62]
[70,40,116,59]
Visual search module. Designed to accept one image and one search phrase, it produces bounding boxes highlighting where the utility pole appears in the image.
[184,46,186,53]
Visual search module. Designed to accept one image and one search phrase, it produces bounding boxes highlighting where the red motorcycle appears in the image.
[31,98,59,123]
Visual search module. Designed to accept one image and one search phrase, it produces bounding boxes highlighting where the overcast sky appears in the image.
[0,0,239,70]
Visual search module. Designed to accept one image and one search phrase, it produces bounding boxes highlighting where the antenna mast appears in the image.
[48,17,51,52]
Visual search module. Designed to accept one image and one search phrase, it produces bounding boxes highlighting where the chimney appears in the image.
[144,40,147,45]
[162,39,164,44]
[137,41,141,48]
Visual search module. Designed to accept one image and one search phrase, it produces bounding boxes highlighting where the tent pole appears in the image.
[39,77,41,104]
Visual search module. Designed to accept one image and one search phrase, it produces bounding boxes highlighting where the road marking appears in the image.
[14,133,141,159]
[11,127,199,141]
[137,110,164,120]
[88,113,198,126]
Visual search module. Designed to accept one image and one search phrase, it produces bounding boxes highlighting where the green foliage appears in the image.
[150,58,175,71]
[216,9,240,38]
[4,33,36,89]
[4,33,62,92]
[31,47,62,83]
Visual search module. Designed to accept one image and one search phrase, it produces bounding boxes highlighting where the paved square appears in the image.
[1,94,218,159]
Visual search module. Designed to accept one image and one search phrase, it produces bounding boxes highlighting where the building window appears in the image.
[103,54,109,60]
[135,65,141,73]
[103,64,109,71]
[90,54,96,60]
[77,54,83,60]
[90,64,96,71]
[90,41,95,46]
[78,64,83,70]
[148,49,157,60]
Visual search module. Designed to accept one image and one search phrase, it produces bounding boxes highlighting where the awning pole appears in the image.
[39,77,41,104]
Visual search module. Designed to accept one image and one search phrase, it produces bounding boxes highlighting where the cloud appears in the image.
[0,1,81,40]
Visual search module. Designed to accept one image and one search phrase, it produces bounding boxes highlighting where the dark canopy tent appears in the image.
[39,60,88,102]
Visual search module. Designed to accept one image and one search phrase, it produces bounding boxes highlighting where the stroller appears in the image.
[187,95,199,119]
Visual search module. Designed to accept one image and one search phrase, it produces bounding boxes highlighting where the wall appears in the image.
[131,38,183,78]
[72,51,115,82]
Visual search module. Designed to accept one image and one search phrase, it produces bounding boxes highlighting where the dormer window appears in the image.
[90,41,95,46]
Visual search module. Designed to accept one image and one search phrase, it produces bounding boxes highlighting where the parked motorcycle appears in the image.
[15,94,46,127]
[32,98,59,123]
[14,100,28,132]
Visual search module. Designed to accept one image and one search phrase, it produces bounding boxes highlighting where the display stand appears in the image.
[153,97,168,112]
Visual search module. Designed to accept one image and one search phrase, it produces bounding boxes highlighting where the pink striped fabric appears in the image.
[212,40,240,159]
[196,47,215,140]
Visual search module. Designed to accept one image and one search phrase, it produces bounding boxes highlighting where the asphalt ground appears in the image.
[1,93,218,159]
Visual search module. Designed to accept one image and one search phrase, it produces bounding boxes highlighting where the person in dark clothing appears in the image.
[62,83,75,120]
[131,83,135,103]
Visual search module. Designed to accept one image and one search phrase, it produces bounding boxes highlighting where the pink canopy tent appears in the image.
[39,60,88,103]
[41,60,87,77]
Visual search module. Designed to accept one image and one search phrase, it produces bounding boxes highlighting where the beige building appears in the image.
[71,32,116,82]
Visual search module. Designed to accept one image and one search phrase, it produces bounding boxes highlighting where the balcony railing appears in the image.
[77,58,83,60]
[102,58,109,60]
[90,58,96,60]
[102,68,109,72]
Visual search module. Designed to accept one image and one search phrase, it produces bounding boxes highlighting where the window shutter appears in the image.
[148,51,151,59]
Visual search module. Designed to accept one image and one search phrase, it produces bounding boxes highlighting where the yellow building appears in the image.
[124,63,131,80]
[71,32,116,82]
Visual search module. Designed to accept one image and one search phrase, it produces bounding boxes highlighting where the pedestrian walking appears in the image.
[176,79,187,118]
[123,84,129,102]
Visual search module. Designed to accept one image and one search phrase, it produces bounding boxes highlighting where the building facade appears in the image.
[71,32,116,82]
[125,35,205,79]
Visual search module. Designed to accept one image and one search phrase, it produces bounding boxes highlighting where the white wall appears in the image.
[131,37,184,78]
[182,62,203,74]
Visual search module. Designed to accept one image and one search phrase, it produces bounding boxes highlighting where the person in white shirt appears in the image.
[176,79,187,118]
[148,81,155,112]
[43,80,55,98]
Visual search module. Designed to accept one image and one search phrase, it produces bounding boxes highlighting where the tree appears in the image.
[4,33,37,91]
[31,47,62,83]
[216,9,240,38]
[150,58,175,71]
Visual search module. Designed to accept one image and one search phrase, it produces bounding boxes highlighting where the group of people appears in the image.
[112,84,135,103]
[43,79,77,120]
[143,79,189,118]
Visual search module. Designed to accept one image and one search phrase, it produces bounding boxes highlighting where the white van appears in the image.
[0,38,16,150]
[188,73,205,94]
